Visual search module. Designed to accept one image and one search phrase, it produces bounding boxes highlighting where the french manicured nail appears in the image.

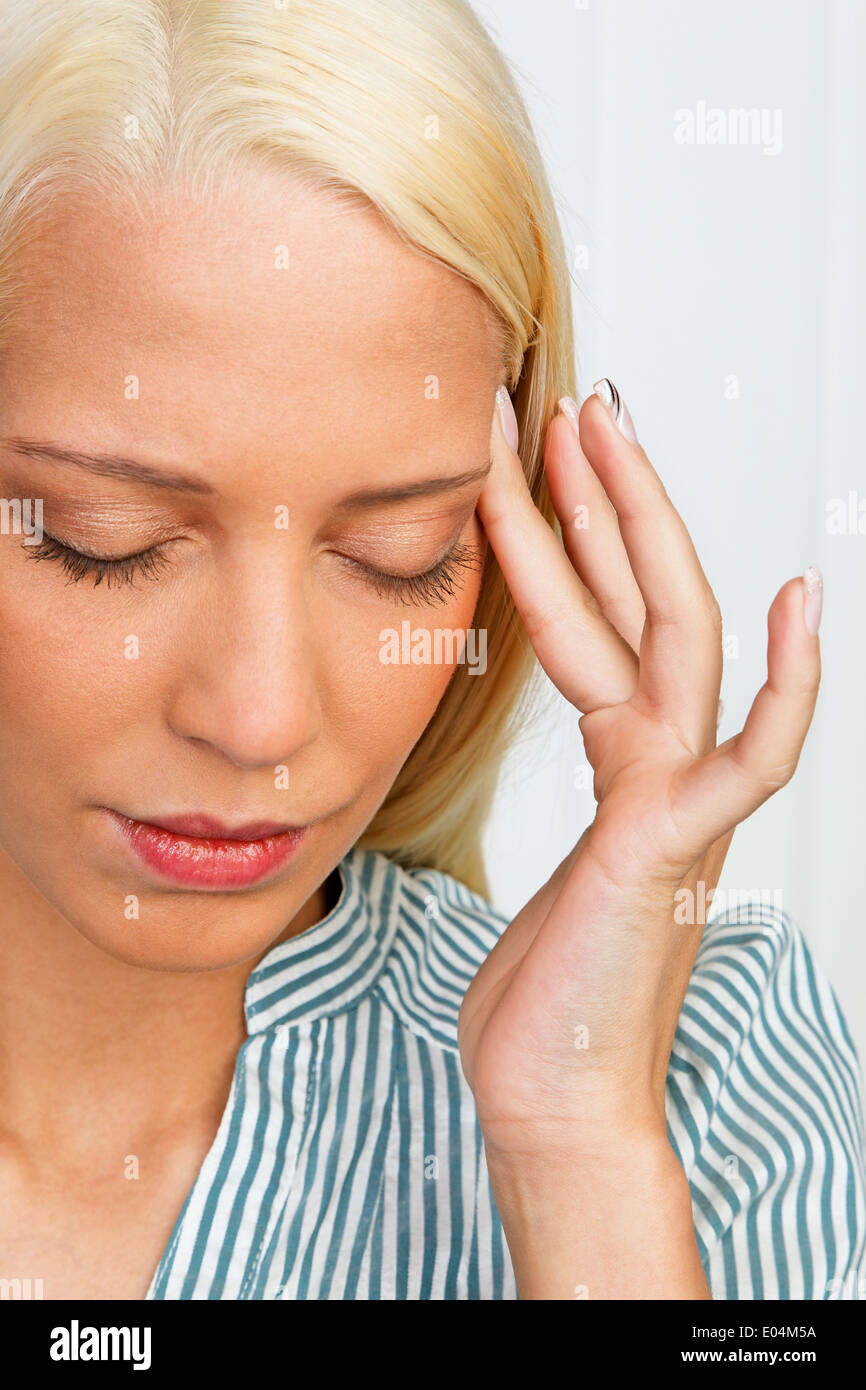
[803,566,823,635]
[495,384,520,452]
[557,395,583,441]
[593,377,638,443]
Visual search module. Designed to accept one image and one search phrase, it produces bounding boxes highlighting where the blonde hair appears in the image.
[0,0,575,897]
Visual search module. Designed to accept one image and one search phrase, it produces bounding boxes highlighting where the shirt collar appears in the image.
[243,845,401,1034]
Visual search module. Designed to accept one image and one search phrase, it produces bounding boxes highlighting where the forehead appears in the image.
[0,166,503,477]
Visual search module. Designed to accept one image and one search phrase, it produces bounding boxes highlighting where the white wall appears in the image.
[477,0,866,1070]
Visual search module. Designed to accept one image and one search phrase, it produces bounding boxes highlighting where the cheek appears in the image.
[0,566,201,818]
[319,520,486,779]
[0,569,158,909]
[0,571,136,770]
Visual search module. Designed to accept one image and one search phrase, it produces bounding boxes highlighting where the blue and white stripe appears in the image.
[669,899,866,1299]
[146,848,866,1299]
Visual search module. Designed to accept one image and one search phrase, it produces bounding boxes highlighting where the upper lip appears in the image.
[112,811,304,842]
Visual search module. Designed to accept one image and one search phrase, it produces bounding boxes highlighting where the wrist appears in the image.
[480,1107,672,1175]
[487,1129,687,1213]
[486,1137,710,1301]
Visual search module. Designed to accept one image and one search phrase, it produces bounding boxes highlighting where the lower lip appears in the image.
[107,812,308,889]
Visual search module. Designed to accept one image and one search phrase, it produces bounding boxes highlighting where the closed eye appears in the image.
[26,533,171,587]
[25,531,484,603]
[345,541,483,606]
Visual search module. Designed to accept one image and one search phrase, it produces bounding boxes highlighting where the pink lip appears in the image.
[105,810,308,890]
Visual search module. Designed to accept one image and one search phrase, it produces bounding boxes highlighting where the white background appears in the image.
[476,1,866,1070]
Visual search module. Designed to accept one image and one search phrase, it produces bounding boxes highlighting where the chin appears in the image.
[61,887,310,973]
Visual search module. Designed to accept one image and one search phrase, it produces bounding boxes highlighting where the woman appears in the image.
[0,0,862,1302]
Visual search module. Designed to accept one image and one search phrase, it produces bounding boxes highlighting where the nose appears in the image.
[165,549,323,770]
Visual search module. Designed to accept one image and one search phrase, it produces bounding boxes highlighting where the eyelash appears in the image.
[26,534,483,605]
[27,535,172,588]
[347,542,483,606]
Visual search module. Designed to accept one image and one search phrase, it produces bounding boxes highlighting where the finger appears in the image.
[578,389,723,751]
[544,401,645,653]
[476,390,638,710]
[668,573,821,859]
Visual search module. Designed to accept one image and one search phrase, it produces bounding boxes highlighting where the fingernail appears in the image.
[803,565,823,635]
[495,384,520,452]
[593,377,638,443]
[557,395,582,440]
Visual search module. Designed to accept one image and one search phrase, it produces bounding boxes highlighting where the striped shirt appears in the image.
[146,846,866,1300]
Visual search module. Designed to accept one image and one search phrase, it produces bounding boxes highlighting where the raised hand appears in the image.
[458,382,822,1298]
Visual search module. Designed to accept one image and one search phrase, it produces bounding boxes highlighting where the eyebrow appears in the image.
[335,460,493,509]
[0,438,216,494]
[0,438,492,506]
